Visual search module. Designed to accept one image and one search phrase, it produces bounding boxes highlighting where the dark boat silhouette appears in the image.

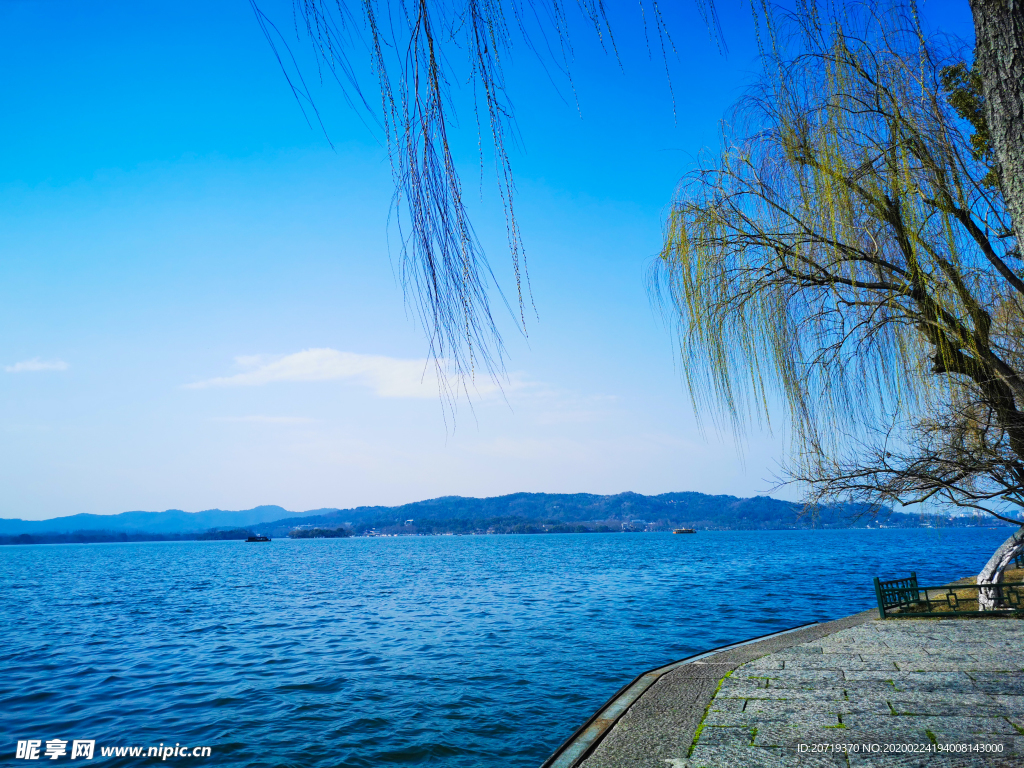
[245,535,271,542]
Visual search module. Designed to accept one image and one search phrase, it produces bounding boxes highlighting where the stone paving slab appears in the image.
[578,618,1024,768]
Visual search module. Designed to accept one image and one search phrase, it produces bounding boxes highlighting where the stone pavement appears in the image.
[578,618,1024,767]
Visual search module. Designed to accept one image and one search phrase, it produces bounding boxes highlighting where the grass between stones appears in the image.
[823,713,847,729]
[687,670,733,758]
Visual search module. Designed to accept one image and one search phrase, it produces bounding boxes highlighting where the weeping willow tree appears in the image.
[655,4,1024,585]
[260,0,1021,394]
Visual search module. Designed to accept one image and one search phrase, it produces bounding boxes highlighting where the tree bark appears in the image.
[977,526,1024,607]
[970,0,1024,239]
[970,0,1024,599]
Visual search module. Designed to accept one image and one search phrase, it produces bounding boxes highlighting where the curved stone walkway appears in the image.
[578,618,1024,767]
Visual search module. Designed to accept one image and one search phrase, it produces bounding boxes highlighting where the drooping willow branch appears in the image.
[252,0,681,392]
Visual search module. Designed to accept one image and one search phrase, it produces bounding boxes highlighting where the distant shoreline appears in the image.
[1,525,1012,547]
[3,491,1015,544]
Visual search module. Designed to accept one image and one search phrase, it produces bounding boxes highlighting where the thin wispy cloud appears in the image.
[186,348,500,399]
[5,358,70,373]
[212,415,317,425]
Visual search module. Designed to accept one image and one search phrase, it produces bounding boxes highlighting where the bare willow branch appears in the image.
[255,0,680,391]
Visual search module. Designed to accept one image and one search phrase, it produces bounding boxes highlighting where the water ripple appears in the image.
[0,528,1009,766]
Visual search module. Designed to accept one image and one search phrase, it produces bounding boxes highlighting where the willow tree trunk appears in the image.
[970,0,1024,236]
[969,0,1024,591]
[977,527,1024,608]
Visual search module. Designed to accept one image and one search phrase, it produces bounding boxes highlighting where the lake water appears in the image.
[1,528,1012,766]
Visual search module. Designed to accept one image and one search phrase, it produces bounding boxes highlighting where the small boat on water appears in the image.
[673,528,696,534]
[245,535,271,542]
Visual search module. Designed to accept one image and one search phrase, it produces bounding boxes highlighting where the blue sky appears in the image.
[0,0,974,519]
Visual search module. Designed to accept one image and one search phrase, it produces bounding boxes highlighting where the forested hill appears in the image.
[1,491,1013,543]
[248,491,1010,536]
[269,492,826,530]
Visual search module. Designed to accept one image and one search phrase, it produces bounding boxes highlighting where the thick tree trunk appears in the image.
[971,0,1024,606]
[977,526,1024,608]
[970,0,1024,238]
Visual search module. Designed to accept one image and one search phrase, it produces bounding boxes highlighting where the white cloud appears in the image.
[186,348,500,399]
[5,358,69,373]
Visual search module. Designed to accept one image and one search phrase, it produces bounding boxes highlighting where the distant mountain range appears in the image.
[0,491,1014,545]
[0,505,294,536]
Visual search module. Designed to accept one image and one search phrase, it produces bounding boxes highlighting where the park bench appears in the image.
[874,571,1024,618]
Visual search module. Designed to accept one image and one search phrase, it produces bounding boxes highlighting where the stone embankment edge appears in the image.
[539,610,877,768]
